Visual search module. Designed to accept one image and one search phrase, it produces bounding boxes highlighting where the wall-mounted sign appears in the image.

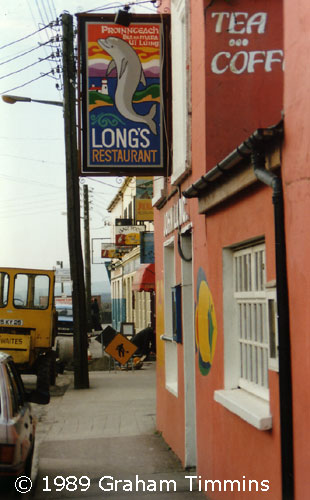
[140,232,154,263]
[78,14,170,176]
[204,1,283,169]
[164,197,190,236]
[101,243,131,258]
[115,225,146,246]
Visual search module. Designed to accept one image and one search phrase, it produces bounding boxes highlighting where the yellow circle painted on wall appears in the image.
[195,267,217,376]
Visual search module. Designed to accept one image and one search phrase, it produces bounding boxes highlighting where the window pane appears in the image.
[0,272,9,308]
[234,244,269,394]
[34,275,50,309]
[14,274,28,307]
[268,299,277,358]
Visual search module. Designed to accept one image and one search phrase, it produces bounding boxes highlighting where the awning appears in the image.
[132,263,155,292]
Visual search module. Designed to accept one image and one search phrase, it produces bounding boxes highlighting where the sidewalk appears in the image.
[31,361,205,499]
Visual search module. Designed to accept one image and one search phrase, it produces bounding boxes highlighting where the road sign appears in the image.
[105,333,137,365]
[55,268,71,282]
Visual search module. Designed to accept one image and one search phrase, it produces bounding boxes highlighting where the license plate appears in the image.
[0,319,23,326]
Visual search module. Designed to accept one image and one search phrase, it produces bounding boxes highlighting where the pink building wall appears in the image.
[155,0,285,496]
[193,185,282,498]
[283,1,310,497]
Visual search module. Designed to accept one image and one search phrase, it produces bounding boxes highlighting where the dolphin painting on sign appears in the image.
[98,37,157,135]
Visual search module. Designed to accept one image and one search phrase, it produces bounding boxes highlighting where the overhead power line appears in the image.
[0,69,55,95]
[0,40,51,67]
[0,154,64,166]
[0,54,52,80]
[88,178,121,189]
[0,171,64,190]
[0,23,53,50]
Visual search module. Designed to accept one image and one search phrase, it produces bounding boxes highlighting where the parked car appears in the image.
[0,352,45,481]
[56,304,74,336]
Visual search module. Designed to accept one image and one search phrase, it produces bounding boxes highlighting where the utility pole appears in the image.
[83,184,92,331]
[62,13,89,389]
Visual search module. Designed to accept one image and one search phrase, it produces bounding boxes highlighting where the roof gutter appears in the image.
[182,122,283,199]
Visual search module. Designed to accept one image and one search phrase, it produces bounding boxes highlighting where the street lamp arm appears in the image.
[2,94,63,107]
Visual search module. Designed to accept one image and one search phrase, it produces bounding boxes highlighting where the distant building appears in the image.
[107,177,155,333]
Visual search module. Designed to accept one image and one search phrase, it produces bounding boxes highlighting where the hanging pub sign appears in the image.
[77,14,170,176]
[115,225,146,246]
[101,243,132,258]
[135,177,153,221]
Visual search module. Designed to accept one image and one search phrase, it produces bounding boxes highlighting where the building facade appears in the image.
[282,0,310,496]
[153,0,294,498]
[107,177,155,333]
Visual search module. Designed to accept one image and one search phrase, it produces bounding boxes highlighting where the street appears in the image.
[4,353,204,500]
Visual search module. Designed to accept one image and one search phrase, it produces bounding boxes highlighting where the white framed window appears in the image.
[171,0,190,184]
[234,244,269,400]
[215,241,275,430]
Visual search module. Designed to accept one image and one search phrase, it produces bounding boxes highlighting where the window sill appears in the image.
[214,389,272,430]
[160,334,174,342]
[171,166,191,186]
[166,381,178,397]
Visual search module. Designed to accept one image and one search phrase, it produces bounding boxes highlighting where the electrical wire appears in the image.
[0,24,52,50]
[0,136,63,141]
[0,205,66,219]
[85,0,158,13]
[46,0,56,20]
[0,171,64,190]
[0,41,51,67]
[88,178,121,189]
[40,0,52,26]
[0,200,66,217]
[0,69,55,95]
[0,55,52,80]
[26,0,62,87]
[0,154,64,166]
[0,192,65,209]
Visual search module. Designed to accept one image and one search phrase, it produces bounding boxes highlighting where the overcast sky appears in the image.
[0,0,156,291]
